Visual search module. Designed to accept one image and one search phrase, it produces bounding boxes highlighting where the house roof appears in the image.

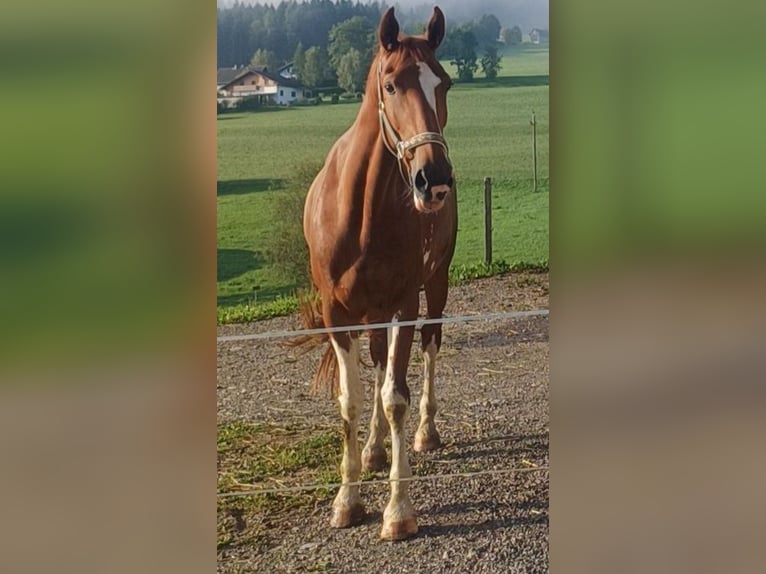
[217,66,244,86]
[218,65,304,91]
[257,66,303,88]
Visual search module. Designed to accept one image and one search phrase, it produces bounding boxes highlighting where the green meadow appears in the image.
[218,43,548,316]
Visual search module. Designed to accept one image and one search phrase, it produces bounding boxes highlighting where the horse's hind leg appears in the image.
[328,328,366,528]
[362,328,389,471]
[414,267,449,452]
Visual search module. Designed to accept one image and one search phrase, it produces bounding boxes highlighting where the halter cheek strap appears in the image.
[376,59,451,184]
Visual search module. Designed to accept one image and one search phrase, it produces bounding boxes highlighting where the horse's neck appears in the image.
[330,83,421,265]
[347,98,408,218]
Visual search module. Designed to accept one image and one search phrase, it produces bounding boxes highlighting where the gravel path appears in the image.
[218,273,549,573]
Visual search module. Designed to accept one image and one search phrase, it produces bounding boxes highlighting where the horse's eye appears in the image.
[384,82,396,95]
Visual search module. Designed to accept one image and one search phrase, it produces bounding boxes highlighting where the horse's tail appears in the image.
[285,291,339,397]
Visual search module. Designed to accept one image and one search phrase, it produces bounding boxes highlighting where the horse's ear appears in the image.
[426,6,446,51]
[379,7,400,52]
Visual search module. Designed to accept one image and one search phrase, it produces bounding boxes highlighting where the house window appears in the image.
[291,91,296,97]
[280,90,284,96]
[251,80,256,85]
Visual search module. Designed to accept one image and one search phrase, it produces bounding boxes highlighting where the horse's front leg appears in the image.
[380,307,419,540]
[362,328,389,471]
[414,322,441,452]
[414,269,449,452]
[329,331,366,528]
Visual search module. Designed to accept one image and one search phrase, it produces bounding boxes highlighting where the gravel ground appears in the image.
[217,273,549,573]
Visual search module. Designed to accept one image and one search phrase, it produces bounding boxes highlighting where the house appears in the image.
[529,28,549,44]
[277,62,297,80]
[217,65,309,107]
[217,65,244,91]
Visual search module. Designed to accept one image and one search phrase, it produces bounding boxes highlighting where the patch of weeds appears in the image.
[217,421,263,452]
[217,295,299,324]
[448,259,548,285]
[307,560,336,572]
[218,425,341,492]
[217,422,343,551]
[271,431,341,475]
[360,469,379,481]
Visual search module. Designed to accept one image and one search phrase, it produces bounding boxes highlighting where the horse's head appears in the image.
[376,7,454,214]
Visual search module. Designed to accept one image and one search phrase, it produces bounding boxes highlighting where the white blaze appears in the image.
[417,61,441,118]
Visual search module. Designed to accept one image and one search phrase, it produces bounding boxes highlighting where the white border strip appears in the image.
[217,309,549,343]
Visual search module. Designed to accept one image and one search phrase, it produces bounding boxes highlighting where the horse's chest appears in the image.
[356,222,448,282]
[333,247,417,311]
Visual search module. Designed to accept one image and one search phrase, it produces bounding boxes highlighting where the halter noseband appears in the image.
[376,59,450,184]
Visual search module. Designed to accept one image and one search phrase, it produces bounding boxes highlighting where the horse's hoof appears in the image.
[413,430,441,452]
[330,502,366,528]
[380,517,418,541]
[362,446,388,471]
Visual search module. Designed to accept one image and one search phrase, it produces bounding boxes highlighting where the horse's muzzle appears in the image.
[413,169,453,213]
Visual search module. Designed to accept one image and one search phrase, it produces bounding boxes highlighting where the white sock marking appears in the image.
[421,338,438,420]
[381,324,415,525]
[330,338,362,510]
[331,338,362,423]
[364,363,388,457]
[417,337,439,445]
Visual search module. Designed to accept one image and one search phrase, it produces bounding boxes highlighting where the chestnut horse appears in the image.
[303,6,456,540]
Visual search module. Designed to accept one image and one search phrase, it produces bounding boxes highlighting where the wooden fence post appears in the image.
[531,111,538,192]
[484,176,492,264]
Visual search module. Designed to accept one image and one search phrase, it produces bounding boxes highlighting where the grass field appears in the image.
[218,43,548,313]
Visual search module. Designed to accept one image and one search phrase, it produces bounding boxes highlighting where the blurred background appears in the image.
[0,1,216,572]
[1,0,765,572]
[554,1,766,572]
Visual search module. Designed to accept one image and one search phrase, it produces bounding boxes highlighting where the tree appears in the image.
[480,46,502,80]
[251,48,280,73]
[450,29,479,82]
[501,26,523,46]
[328,16,375,73]
[292,41,306,81]
[439,27,462,60]
[303,46,332,88]
[472,14,502,49]
[336,48,366,93]
[217,1,388,68]
[403,20,426,36]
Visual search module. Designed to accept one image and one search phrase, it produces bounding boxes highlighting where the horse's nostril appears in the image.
[414,169,427,191]
[436,191,447,201]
